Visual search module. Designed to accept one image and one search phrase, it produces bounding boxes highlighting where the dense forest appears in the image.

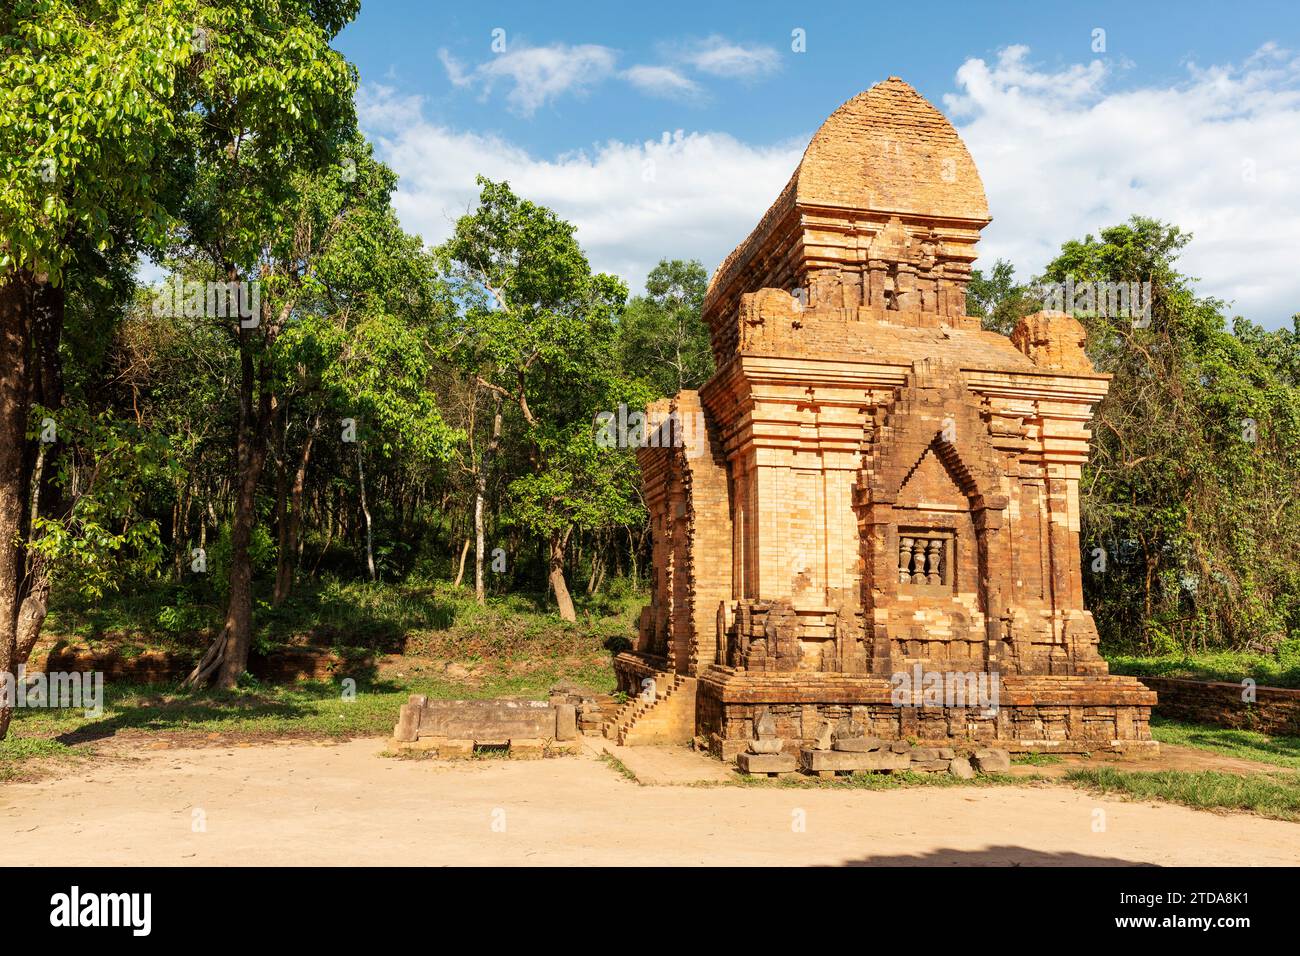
[3,1,1299,742]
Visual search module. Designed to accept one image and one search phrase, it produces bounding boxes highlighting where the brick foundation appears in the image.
[692,668,1156,759]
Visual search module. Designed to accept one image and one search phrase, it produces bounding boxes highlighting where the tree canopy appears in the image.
[2,6,1298,724]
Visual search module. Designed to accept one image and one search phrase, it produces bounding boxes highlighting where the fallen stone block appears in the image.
[972,748,1011,773]
[508,737,546,757]
[911,759,950,772]
[393,697,578,753]
[393,703,420,742]
[800,748,911,774]
[747,738,785,754]
[420,699,558,739]
[738,752,798,776]
[912,746,956,762]
[831,736,883,753]
[948,756,975,779]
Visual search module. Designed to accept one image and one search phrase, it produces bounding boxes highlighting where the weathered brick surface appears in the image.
[32,645,366,683]
[620,76,1153,759]
[704,78,991,357]
[34,649,189,683]
[1140,676,1300,736]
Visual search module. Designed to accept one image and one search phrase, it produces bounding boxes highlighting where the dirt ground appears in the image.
[2,738,1298,866]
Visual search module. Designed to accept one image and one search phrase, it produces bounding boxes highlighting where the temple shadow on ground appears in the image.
[837,846,1157,867]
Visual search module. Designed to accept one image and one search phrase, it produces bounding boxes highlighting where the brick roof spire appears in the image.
[703,77,991,328]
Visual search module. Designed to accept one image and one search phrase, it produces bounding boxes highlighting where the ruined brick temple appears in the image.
[612,77,1156,760]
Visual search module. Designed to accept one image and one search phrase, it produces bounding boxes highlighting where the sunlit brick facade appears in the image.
[619,78,1155,759]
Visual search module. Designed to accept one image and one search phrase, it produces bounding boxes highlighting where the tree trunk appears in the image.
[0,273,32,739]
[172,481,187,580]
[212,326,273,689]
[0,272,65,738]
[473,483,485,602]
[356,442,376,582]
[272,433,289,597]
[474,403,501,605]
[453,536,471,587]
[17,276,61,662]
[214,423,264,686]
[273,419,315,605]
[548,529,576,622]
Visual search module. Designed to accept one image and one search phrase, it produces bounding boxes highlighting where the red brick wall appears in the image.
[1140,676,1300,736]
[30,647,364,684]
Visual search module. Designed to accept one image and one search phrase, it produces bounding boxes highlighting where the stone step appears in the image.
[603,671,689,744]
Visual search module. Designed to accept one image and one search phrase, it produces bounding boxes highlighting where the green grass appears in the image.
[599,752,638,782]
[1013,752,1064,766]
[4,574,642,779]
[1107,645,1300,689]
[0,736,82,782]
[6,670,599,745]
[1066,766,1300,822]
[1150,717,1300,770]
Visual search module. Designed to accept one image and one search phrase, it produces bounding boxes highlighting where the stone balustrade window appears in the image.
[897,532,951,587]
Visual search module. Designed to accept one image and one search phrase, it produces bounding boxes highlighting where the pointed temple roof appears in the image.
[703,77,991,317]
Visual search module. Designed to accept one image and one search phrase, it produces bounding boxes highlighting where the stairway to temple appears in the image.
[602,673,697,746]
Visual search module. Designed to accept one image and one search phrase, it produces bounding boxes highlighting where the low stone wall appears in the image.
[248,648,366,682]
[1140,676,1300,736]
[32,648,190,683]
[29,645,366,684]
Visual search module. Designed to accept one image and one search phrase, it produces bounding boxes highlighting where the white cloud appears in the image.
[357,84,803,295]
[366,43,1300,326]
[437,42,619,116]
[623,64,702,101]
[436,34,781,112]
[949,44,1300,324]
[677,35,781,80]
[437,49,473,89]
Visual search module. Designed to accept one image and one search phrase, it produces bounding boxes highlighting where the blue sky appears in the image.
[335,0,1300,325]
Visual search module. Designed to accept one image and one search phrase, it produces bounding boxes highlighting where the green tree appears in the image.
[619,258,713,397]
[967,258,1037,335]
[0,0,197,736]
[267,139,455,601]
[166,1,360,687]
[1044,216,1300,654]
[443,177,633,620]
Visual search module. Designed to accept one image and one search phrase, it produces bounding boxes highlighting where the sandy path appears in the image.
[1,738,1297,866]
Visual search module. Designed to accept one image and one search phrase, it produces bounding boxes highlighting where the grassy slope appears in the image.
[3,576,637,779]
[1107,646,1300,688]
[41,574,640,668]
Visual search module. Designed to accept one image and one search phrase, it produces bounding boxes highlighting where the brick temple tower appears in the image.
[611,77,1155,759]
